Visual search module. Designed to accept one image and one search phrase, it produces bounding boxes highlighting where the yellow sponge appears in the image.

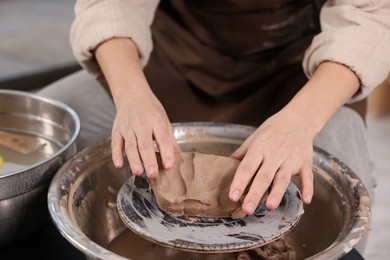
[0,155,3,168]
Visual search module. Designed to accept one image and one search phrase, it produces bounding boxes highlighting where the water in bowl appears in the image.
[107,229,304,260]
[0,135,61,176]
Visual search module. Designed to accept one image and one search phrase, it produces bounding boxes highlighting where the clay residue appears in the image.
[250,238,296,259]
[149,152,266,219]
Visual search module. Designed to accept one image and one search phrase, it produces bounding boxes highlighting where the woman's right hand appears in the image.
[96,37,177,178]
[111,81,176,178]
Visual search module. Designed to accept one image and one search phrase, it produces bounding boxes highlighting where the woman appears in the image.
[39,0,389,253]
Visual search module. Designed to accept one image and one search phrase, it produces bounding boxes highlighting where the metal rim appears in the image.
[0,89,81,178]
[307,145,371,260]
[47,122,371,259]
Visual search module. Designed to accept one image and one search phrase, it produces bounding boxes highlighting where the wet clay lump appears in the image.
[149,152,258,218]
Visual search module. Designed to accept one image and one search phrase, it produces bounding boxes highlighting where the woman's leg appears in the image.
[314,106,376,255]
[314,107,375,198]
[36,70,115,150]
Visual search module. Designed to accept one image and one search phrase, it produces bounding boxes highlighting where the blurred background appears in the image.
[0,0,389,259]
[0,0,79,90]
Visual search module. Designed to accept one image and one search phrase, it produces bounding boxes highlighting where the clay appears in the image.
[250,238,296,259]
[149,152,267,218]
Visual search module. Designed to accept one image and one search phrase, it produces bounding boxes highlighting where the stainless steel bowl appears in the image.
[0,89,80,246]
[48,122,371,259]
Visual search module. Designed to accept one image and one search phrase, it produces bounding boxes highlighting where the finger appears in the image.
[123,130,144,175]
[168,126,181,152]
[242,159,279,215]
[111,129,124,169]
[153,125,175,170]
[299,165,314,204]
[229,149,263,202]
[230,137,252,160]
[266,166,292,210]
[135,128,159,179]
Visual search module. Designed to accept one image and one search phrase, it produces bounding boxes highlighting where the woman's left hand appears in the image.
[229,61,361,215]
[229,108,315,215]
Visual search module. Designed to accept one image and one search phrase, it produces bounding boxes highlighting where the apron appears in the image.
[144,0,365,126]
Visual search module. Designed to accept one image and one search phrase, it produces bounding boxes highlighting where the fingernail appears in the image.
[164,160,173,169]
[147,166,158,178]
[245,202,255,214]
[231,190,240,201]
[132,163,142,175]
[304,194,312,203]
[269,197,278,208]
[114,159,121,168]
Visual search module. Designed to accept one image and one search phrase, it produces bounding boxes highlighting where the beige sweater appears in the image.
[70,0,390,103]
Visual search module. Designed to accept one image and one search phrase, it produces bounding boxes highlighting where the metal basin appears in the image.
[48,122,371,259]
[0,89,80,247]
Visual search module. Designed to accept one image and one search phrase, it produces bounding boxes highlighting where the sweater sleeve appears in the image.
[303,0,390,103]
[70,0,160,82]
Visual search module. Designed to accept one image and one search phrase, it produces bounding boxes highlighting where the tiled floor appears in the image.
[1,0,389,259]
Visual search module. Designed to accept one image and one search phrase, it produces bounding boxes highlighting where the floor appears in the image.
[1,0,389,259]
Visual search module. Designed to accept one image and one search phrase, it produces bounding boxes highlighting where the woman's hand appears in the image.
[111,83,176,178]
[96,37,177,178]
[229,109,315,214]
[229,61,361,215]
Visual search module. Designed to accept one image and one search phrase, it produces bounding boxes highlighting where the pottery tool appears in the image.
[117,174,304,253]
[0,130,46,154]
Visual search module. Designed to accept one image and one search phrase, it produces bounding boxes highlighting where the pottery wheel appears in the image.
[117,174,304,253]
